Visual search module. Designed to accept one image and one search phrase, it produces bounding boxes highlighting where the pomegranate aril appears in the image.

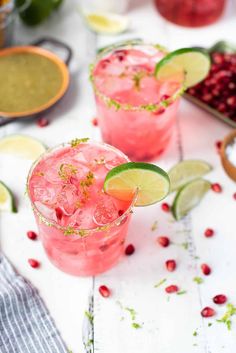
[92,118,98,126]
[213,294,227,305]
[28,259,40,268]
[211,183,222,193]
[99,285,111,298]
[37,117,49,127]
[27,231,37,240]
[201,307,216,318]
[118,209,124,217]
[125,244,135,256]
[55,207,63,220]
[204,228,214,237]
[166,259,176,272]
[215,140,222,152]
[201,263,211,275]
[161,203,170,212]
[233,192,236,200]
[157,236,170,247]
[165,285,179,293]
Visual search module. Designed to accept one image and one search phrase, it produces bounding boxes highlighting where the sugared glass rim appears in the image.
[90,39,185,113]
[27,138,137,237]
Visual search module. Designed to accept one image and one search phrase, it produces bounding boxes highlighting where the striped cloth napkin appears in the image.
[0,254,68,353]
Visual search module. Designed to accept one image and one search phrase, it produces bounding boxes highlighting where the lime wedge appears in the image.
[169,160,212,192]
[155,48,210,88]
[172,179,211,220]
[104,162,170,206]
[84,12,129,34]
[0,181,17,213]
[0,134,46,160]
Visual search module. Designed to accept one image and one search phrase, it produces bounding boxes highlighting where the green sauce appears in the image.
[0,52,63,113]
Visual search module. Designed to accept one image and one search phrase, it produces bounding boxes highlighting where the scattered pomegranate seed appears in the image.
[157,236,170,247]
[201,307,216,318]
[28,259,40,268]
[27,231,37,240]
[233,192,236,200]
[37,117,49,127]
[99,285,111,298]
[161,203,170,212]
[125,244,135,256]
[165,285,179,293]
[204,228,214,237]
[201,263,211,275]
[215,140,222,152]
[92,118,98,126]
[211,183,222,193]
[166,259,176,272]
[118,210,124,217]
[55,207,63,220]
[213,294,227,305]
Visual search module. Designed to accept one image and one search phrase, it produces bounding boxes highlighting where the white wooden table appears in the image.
[1,1,236,352]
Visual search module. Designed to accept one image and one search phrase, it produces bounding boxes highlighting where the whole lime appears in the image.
[16,0,59,26]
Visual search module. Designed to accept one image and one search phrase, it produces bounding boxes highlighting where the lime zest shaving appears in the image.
[217,303,236,330]
[193,277,204,284]
[84,310,93,324]
[71,138,89,147]
[58,164,77,181]
[177,290,187,295]
[154,278,167,288]
[151,220,158,231]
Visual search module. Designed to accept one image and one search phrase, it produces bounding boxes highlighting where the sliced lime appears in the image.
[104,162,170,206]
[172,179,211,220]
[0,134,46,160]
[0,181,17,213]
[155,48,210,88]
[169,160,212,192]
[84,12,129,34]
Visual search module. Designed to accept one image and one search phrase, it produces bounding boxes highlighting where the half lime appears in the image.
[172,178,211,220]
[104,162,170,206]
[84,12,129,34]
[155,48,210,88]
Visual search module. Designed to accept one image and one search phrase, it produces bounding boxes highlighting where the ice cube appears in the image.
[93,195,119,226]
[34,201,57,222]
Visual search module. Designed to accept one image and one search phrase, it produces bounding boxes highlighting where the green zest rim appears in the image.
[90,40,185,113]
[27,138,136,237]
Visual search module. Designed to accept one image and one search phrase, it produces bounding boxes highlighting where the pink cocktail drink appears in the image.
[91,42,183,161]
[28,139,134,276]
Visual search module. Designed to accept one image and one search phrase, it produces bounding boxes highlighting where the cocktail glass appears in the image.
[27,139,136,276]
[154,0,226,27]
[90,40,184,161]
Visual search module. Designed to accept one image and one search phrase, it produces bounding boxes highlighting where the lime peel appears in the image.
[0,181,17,213]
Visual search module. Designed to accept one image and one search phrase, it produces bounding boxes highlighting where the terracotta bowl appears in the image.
[220,130,236,182]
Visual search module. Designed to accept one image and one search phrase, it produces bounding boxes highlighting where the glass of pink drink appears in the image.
[91,41,184,161]
[27,139,135,276]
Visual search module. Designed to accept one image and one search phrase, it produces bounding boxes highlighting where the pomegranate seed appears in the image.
[204,228,214,237]
[37,117,49,127]
[99,285,111,298]
[215,140,222,152]
[92,118,98,126]
[201,307,216,318]
[155,107,165,115]
[27,231,37,240]
[55,207,63,220]
[161,203,170,212]
[213,294,227,305]
[28,259,40,268]
[201,263,211,275]
[233,192,236,200]
[157,236,170,247]
[125,244,135,255]
[118,209,124,217]
[166,259,176,272]
[165,285,179,293]
[211,183,222,193]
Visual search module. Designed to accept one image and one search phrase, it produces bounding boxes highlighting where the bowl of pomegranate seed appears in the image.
[220,129,236,182]
[185,41,236,128]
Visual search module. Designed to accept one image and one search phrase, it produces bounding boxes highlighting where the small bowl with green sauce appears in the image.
[0,44,70,119]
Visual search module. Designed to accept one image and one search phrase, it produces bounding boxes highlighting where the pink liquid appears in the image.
[28,140,134,276]
[92,45,181,161]
[154,0,226,27]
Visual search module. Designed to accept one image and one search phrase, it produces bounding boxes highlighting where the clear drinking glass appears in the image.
[90,40,183,161]
[27,140,135,276]
[154,0,226,27]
